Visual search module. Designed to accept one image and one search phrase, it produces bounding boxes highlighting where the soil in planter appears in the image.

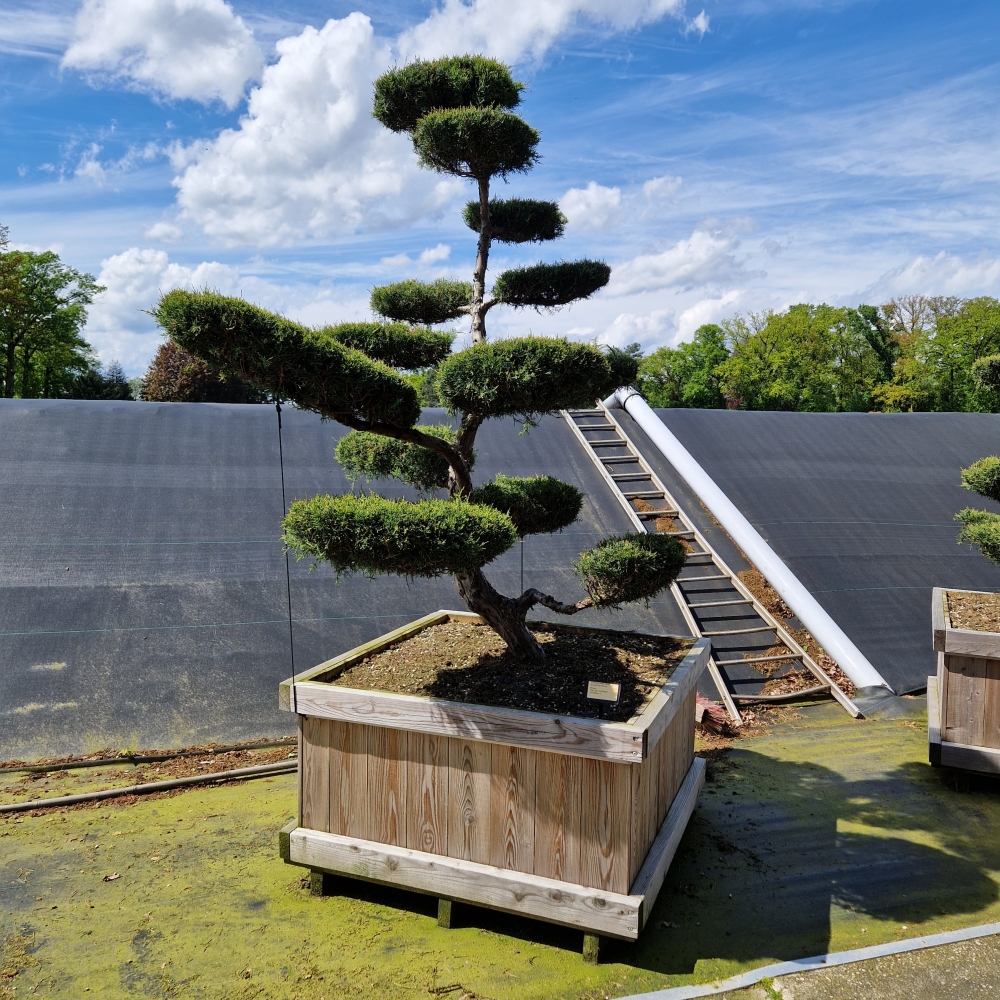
[332,620,692,722]
[947,590,1000,632]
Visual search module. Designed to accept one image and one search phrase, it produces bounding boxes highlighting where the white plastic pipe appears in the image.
[605,387,890,691]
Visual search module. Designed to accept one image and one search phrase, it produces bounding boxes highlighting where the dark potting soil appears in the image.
[947,590,1000,633]
[331,620,692,722]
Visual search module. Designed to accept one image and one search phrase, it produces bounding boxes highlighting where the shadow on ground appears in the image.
[4,702,1000,998]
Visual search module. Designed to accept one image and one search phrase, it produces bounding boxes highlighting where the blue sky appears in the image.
[3,0,999,374]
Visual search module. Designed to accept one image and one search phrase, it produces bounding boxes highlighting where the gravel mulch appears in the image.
[332,619,692,722]
[947,590,1000,633]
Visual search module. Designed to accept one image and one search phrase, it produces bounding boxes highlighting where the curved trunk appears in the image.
[454,567,545,662]
[469,176,491,344]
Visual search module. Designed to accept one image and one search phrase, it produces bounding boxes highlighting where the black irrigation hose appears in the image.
[0,738,298,776]
[0,760,299,814]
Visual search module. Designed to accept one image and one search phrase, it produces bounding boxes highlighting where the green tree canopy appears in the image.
[155,56,678,663]
[637,324,730,409]
[0,245,103,399]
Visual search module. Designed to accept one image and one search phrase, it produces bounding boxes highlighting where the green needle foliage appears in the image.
[155,290,420,428]
[435,336,628,421]
[413,108,539,179]
[470,475,583,537]
[337,424,459,492]
[156,54,681,663]
[957,454,1000,566]
[494,260,611,308]
[373,55,523,133]
[462,198,566,243]
[282,494,517,578]
[323,322,453,369]
[370,279,472,325]
[575,534,688,608]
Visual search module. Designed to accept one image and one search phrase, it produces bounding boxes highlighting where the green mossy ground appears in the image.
[3,702,1000,999]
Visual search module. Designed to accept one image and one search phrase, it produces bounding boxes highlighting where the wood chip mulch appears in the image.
[947,590,1000,633]
[332,620,692,723]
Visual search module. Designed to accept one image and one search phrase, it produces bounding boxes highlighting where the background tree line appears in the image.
[636,296,1000,412]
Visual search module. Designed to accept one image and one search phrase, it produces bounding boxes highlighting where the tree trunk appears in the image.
[469,176,491,344]
[454,568,545,662]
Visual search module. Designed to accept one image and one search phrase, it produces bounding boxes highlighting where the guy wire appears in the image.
[276,401,297,713]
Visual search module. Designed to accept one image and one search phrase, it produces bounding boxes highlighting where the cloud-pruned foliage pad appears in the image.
[413,108,539,180]
[323,322,454,370]
[282,494,516,578]
[575,533,688,607]
[336,424,458,492]
[435,337,622,419]
[155,290,420,427]
[961,456,1000,505]
[370,279,472,325]
[494,260,611,308]
[470,474,583,537]
[373,56,523,134]
[463,198,566,244]
[956,508,1000,565]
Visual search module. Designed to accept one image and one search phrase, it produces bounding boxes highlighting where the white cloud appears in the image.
[172,14,460,247]
[643,174,682,201]
[561,182,622,231]
[397,0,693,62]
[0,6,73,58]
[608,224,747,296]
[864,252,1000,300]
[684,9,709,37]
[674,290,742,340]
[143,222,184,242]
[73,140,162,186]
[62,0,263,108]
[598,307,674,348]
[380,244,452,268]
[84,247,372,374]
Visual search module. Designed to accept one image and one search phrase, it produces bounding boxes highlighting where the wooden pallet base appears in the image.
[928,675,1000,773]
[281,756,705,941]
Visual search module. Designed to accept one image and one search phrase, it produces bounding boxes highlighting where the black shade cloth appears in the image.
[0,399,687,759]
[633,409,1000,694]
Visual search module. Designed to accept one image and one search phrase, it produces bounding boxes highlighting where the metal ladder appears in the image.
[563,404,860,723]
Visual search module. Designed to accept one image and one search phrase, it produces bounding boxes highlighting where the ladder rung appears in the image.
[678,574,729,582]
[716,653,803,666]
[567,409,601,415]
[690,599,752,609]
[576,421,613,428]
[623,491,663,498]
[702,625,777,637]
[637,509,678,518]
[589,439,628,446]
[603,457,640,463]
[610,473,650,480]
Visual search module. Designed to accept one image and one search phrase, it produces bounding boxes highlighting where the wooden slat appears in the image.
[629,753,651,886]
[581,759,631,894]
[983,662,1000,750]
[369,726,407,847]
[328,720,348,836]
[632,757,706,930]
[291,680,647,762]
[301,716,330,833]
[944,654,988,746]
[533,751,582,884]
[490,744,536,874]
[406,732,447,855]
[927,675,941,750]
[288,827,642,939]
[940,741,1000,774]
[634,639,709,751]
[446,738,491,863]
[345,724,371,840]
[932,587,948,651]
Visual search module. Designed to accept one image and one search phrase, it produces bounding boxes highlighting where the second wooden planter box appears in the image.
[278,610,709,942]
[929,587,1000,773]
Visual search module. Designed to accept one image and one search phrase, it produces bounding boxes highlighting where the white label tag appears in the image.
[586,681,621,703]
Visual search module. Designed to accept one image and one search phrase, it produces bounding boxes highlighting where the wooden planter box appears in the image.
[929,587,1000,773]
[277,610,709,943]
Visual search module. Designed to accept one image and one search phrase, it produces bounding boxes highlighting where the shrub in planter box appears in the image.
[157,55,699,952]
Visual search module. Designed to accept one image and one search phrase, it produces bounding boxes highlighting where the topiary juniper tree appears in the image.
[154,55,686,662]
[957,355,1000,563]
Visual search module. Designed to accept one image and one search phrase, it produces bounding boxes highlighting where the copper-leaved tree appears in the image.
[155,56,687,661]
